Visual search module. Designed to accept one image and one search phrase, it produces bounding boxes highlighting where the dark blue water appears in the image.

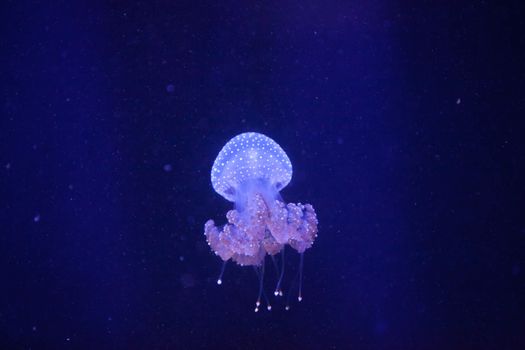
[1,1,524,349]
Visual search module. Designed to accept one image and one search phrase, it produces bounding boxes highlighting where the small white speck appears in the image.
[163,164,173,172]
[456,98,461,104]
[33,214,41,223]
[179,256,184,262]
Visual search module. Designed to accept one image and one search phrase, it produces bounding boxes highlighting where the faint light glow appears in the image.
[180,273,196,288]
[33,214,41,223]
[163,164,173,172]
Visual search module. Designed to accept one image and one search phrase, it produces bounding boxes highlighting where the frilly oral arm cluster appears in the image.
[204,194,318,266]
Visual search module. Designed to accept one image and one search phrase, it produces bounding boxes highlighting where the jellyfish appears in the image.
[204,132,318,311]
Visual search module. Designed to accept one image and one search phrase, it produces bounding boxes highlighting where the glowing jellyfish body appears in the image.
[204,132,318,310]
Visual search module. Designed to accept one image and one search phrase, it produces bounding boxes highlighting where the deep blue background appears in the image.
[1,1,524,349]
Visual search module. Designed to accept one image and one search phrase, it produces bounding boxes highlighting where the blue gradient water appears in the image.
[1,1,524,349]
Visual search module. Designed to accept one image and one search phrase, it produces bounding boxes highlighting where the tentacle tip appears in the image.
[285,305,290,311]
[216,279,222,285]
[298,296,303,302]
[267,305,272,311]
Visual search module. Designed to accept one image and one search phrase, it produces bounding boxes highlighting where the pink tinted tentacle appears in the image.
[298,252,304,302]
[216,260,227,285]
[274,247,285,297]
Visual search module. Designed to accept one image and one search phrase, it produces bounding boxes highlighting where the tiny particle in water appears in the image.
[180,273,196,288]
[33,214,41,223]
[456,98,461,104]
[179,256,185,262]
[375,320,388,335]
[66,337,71,342]
[5,163,11,170]
[32,326,37,331]
[166,84,175,93]
[163,164,173,172]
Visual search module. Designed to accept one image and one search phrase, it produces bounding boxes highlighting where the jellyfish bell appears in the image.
[211,132,292,209]
[204,132,318,311]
